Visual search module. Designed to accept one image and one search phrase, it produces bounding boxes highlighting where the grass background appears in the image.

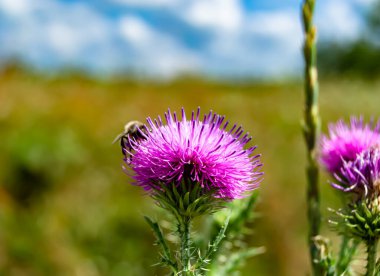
[1,68,379,275]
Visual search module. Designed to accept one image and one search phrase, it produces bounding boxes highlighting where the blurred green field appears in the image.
[1,68,380,275]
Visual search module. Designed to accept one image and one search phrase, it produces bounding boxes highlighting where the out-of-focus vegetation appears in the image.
[318,41,380,78]
[1,65,380,275]
[318,0,380,78]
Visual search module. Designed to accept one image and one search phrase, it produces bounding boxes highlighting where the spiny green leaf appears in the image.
[195,216,230,272]
[223,247,266,274]
[353,210,367,224]
[172,183,181,199]
[184,192,190,207]
[363,203,373,219]
[190,183,201,201]
[144,216,177,273]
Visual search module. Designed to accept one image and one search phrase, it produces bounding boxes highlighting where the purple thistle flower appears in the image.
[125,107,263,200]
[332,148,380,196]
[320,117,380,175]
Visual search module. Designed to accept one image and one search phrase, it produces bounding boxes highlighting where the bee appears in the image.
[113,121,148,159]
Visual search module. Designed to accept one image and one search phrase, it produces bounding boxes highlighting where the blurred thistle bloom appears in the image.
[323,121,380,269]
[332,148,380,196]
[124,108,263,201]
[320,117,380,175]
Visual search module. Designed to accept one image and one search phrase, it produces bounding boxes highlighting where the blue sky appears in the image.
[0,0,375,79]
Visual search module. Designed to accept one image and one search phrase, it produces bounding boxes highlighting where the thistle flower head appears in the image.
[125,108,263,201]
[332,148,380,197]
[320,117,380,175]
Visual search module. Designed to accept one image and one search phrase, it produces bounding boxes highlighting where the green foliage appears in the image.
[368,0,380,39]
[311,236,335,276]
[328,196,380,276]
[318,42,380,79]
[143,185,262,275]
[144,205,231,275]
[307,234,360,275]
[205,192,264,275]
[195,215,230,273]
[152,182,224,223]
[144,216,178,273]
[335,236,360,275]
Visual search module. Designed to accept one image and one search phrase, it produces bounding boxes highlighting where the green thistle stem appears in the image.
[366,239,378,276]
[301,0,321,275]
[179,216,192,275]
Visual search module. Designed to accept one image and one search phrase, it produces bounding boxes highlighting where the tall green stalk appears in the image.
[301,0,322,275]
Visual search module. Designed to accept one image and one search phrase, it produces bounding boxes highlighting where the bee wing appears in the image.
[112,132,125,144]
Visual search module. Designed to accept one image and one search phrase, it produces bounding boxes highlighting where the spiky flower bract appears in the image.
[332,197,380,241]
[320,117,380,176]
[332,148,380,196]
[125,107,262,201]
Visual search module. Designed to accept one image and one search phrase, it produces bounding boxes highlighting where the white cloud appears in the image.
[119,16,153,45]
[111,0,177,7]
[247,11,300,41]
[118,15,200,78]
[317,0,362,41]
[0,0,32,17]
[182,0,243,32]
[0,0,119,70]
[201,9,303,77]
[47,23,79,57]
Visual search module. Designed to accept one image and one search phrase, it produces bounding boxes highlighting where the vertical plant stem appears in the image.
[365,239,378,276]
[301,0,321,275]
[179,216,192,275]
